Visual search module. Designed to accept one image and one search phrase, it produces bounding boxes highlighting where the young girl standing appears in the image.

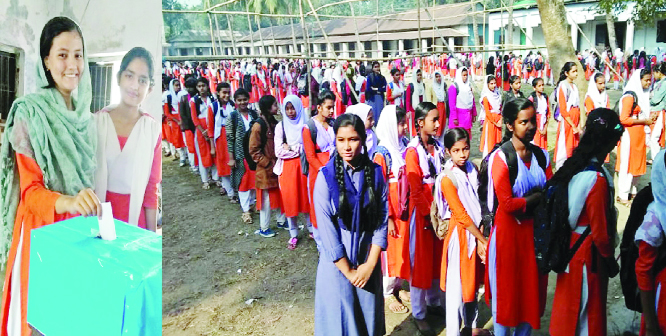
[95,47,161,230]
[584,73,610,114]
[549,108,624,336]
[479,75,503,157]
[435,127,487,336]
[303,91,337,228]
[274,95,313,248]
[502,75,524,106]
[190,77,219,189]
[486,98,552,335]
[373,105,411,315]
[0,18,101,333]
[650,63,666,161]
[406,102,445,336]
[448,67,476,138]
[528,78,550,151]
[208,82,234,198]
[226,88,258,224]
[248,95,286,238]
[554,62,582,169]
[313,114,388,336]
[634,149,666,336]
[616,70,657,206]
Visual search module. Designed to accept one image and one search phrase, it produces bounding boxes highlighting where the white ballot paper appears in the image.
[98,202,116,240]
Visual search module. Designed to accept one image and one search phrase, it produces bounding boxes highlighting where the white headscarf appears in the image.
[281,95,307,146]
[323,67,333,84]
[411,68,425,96]
[256,66,266,86]
[346,103,376,154]
[623,70,651,118]
[278,65,286,83]
[311,67,322,84]
[168,79,181,112]
[346,103,372,122]
[454,67,474,109]
[585,72,609,109]
[375,104,406,177]
[432,70,447,102]
[480,75,501,113]
[332,65,344,91]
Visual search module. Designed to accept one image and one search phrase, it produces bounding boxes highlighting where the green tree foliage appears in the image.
[598,0,666,24]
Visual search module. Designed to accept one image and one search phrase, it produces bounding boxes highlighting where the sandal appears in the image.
[219,188,227,196]
[398,290,411,303]
[242,212,253,224]
[288,237,298,250]
[386,295,409,314]
[616,196,631,207]
[229,196,239,204]
[202,182,210,190]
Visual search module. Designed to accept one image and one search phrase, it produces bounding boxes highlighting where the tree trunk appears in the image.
[507,0,514,47]
[536,0,587,120]
[606,9,618,51]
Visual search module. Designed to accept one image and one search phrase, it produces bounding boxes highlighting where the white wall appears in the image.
[0,0,163,119]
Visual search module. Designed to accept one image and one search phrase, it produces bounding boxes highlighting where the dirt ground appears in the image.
[162,78,650,336]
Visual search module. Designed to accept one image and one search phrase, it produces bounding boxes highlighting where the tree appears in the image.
[536,0,587,118]
[163,0,191,41]
[599,0,666,25]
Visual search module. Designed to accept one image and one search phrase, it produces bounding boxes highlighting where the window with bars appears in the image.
[89,62,113,112]
[0,50,18,121]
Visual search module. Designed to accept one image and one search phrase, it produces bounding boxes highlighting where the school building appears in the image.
[485,1,666,56]
[164,2,486,59]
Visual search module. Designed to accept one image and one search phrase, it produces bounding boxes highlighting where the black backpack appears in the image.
[300,118,321,175]
[620,184,666,312]
[478,141,547,237]
[525,59,533,72]
[534,58,543,71]
[242,117,267,171]
[243,73,252,93]
[533,165,610,275]
[613,91,638,115]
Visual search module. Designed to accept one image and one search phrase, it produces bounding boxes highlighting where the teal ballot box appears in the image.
[27,216,162,336]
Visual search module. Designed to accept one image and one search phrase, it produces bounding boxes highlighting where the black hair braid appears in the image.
[334,153,352,226]
[361,144,378,231]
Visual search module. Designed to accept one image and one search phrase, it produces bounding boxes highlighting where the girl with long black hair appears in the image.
[405,102,445,335]
[486,98,552,335]
[554,61,581,169]
[549,108,624,335]
[312,114,388,336]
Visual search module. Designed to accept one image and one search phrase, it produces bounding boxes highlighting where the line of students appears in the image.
[160,58,666,335]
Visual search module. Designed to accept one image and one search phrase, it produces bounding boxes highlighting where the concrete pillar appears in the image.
[571,24,578,51]
[342,42,349,58]
[525,26,533,47]
[398,39,404,54]
[278,45,284,55]
[625,20,635,53]
[421,39,428,53]
[313,43,320,57]
[376,40,383,59]
[448,37,455,52]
